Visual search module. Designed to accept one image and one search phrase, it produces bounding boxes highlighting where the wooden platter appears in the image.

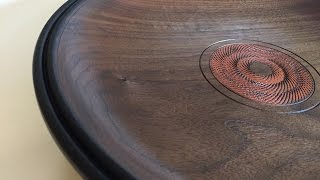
[33,0,320,179]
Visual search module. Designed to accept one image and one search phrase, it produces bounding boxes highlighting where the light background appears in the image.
[0,0,81,179]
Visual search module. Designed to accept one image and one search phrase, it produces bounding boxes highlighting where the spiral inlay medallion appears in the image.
[209,44,314,106]
[200,40,320,113]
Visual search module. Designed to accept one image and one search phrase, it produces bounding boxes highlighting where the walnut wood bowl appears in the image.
[33,0,320,179]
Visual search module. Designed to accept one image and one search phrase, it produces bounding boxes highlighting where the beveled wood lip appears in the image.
[32,0,133,179]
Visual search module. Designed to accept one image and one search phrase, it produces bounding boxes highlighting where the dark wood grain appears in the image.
[35,0,320,179]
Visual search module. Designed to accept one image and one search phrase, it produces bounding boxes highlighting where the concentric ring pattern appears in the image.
[210,44,315,105]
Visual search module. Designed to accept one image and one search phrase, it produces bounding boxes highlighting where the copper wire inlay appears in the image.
[210,44,314,105]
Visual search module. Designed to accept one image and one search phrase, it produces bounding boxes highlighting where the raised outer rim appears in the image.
[33,0,134,179]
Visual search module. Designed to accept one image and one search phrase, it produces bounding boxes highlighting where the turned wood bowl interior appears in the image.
[34,0,320,179]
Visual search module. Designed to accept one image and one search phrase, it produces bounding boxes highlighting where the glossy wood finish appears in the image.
[34,0,320,179]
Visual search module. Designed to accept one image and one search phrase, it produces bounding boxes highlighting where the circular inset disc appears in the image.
[200,40,320,113]
[209,43,314,105]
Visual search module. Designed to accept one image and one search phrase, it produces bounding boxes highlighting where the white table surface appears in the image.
[0,0,81,179]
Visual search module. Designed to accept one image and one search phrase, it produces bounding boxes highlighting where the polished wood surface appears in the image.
[39,0,320,179]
